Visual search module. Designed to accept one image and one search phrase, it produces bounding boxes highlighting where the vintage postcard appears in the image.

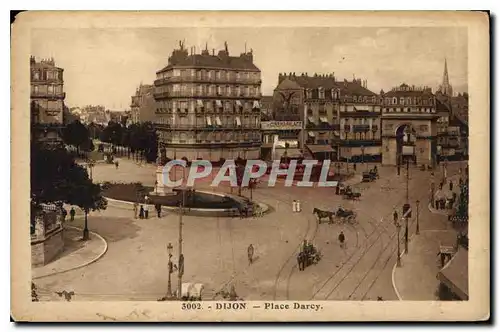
[11,11,490,322]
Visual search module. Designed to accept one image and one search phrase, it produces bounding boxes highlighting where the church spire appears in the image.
[443,58,449,86]
[440,58,453,97]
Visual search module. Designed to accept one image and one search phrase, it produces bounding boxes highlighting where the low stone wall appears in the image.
[31,226,65,267]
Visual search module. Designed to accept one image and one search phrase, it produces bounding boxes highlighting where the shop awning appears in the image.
[206,116,212,126]
[306,144,335,154]
[436,247,469,300]
[320,117,329,123]
[307,116,316,124]
[308,131,316,137]
[215,116,222,126]
[235,116,241,126]
[253,101,261,109]
[354,105,371,111]
[216,100,223,108]
[236,100,242,107]
[196,100,204,107]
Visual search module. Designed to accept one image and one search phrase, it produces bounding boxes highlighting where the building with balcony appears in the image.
[130,84,156,124]
[30,56,66,148]
[272,73,381,161]
[154,42,262,162]
[380,83,440,166]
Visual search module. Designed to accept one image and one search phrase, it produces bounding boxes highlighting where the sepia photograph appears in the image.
[11,11,490,322]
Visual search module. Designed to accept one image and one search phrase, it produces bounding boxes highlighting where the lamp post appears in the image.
[361,145,366,170]
[416,200,420,235]
[87,159,95,181]
[177,190,185,299]
[394,219,402,267]
[167,242,173,298]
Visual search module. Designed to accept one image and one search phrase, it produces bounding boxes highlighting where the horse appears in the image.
[313,208,335,224]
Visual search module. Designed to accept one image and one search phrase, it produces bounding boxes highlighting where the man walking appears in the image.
[144,204,149,219]
[338,231,346,249]
[156,204,162,218]
[62,208,67,222]
[247,244,254,265]
[393,210,398,224]
[70,207,76,222]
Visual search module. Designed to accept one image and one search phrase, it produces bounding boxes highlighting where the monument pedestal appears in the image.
[153,165,172,196]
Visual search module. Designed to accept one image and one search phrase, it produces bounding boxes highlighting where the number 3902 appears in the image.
[182,302,202,310]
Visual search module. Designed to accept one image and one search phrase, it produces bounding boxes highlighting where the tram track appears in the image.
[309,174,410,300]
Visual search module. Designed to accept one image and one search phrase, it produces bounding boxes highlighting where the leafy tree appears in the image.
[30,142,107,240]
[63,120,90,155]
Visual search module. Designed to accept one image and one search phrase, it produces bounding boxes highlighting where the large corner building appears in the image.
[154,42,262,162]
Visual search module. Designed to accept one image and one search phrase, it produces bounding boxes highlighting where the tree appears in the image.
[30,142,107,240]
[63,120,90,155]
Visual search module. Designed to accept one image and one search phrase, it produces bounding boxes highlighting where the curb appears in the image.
[104,195,271,217]
[32,226,108,280]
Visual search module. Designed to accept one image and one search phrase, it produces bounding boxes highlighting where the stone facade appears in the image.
[31,205,65,267]
[130,84,156,124]
[154,42,262,162]
[30,56,65,148]
[381,84,439,166]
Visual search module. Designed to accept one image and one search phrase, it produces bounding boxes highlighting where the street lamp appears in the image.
[416,200,420,235]
[87,160,95,181]
[361,145,366,170]
[167,242,173,298]
[394,219,402,267]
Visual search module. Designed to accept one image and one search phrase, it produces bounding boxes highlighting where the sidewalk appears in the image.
[32,226,108,279]
[392,230,457,300]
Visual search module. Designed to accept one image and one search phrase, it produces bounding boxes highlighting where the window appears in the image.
[48,85,54,94]
[353,96,357,102]
[392,97,397,105]
[318,88,325,99]
[399,97,404,104]
[216,71,220,79]
[34,85,39,93]
[407,97,411,105]
[33,71,39,80]
[306,89,312,99]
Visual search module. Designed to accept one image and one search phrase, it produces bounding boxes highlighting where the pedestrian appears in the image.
[297,252,304,271]
[133,202,138,219]
[353,163,357,171]
[393,210,398,224]
[302,239,308,253]
[139,205,144,219]
[70,207,75,221]
[247,244,254,265]
[156,204,162,218]
[62,208,67,222]
[144,204,149,219]
[292,200,297,213]
[338,231,346,249]
[115,160,119,169]
[449,180,453,192]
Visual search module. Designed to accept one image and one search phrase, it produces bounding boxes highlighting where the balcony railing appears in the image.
[155,124,261,131]
[153,91,261,99]
[30,91,66,99]
[154,75,261,85]
[353,125,371,132]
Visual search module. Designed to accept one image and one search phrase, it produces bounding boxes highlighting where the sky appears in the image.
[31,27,467,110]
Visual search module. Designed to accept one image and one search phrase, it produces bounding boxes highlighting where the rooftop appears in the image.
[157,41,259,73]
[277,73,377,96]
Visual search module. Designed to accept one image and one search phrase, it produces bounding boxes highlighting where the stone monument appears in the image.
[153,156,171,196]
[31,203,65,267]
